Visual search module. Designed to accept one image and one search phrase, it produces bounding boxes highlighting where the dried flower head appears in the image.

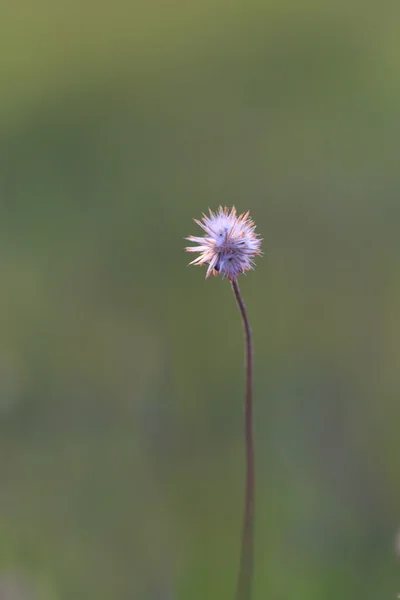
[185,206,262,279]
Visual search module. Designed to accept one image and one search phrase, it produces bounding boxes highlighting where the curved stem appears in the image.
[231,277,254,600]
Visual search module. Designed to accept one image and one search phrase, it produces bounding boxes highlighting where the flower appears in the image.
[185,206,262,279]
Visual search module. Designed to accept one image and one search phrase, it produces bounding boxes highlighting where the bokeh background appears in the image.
[1,2,400,599]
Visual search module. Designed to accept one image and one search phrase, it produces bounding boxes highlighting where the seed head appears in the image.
[185,206,262,279]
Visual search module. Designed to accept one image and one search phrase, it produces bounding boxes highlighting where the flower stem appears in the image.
[231,277,254,600]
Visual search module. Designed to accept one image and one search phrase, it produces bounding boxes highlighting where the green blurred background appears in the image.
[1,2,400,598]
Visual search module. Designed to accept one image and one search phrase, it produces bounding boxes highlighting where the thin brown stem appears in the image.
[231,277,254,600]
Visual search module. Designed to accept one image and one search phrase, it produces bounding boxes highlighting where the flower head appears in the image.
[185,206,262,279]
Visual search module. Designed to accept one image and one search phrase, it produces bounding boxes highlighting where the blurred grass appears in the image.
[0,1,400,598]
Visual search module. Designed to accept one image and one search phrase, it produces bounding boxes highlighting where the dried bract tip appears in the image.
[185,206,262,279]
